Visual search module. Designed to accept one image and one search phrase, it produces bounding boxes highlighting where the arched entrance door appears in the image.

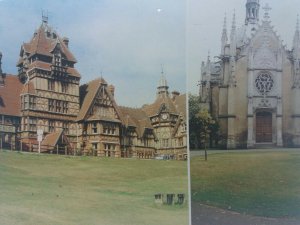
[256,111,272,143]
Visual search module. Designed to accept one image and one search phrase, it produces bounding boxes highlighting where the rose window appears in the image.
[255,72,274,94]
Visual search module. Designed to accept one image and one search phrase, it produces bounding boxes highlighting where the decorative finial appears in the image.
[42,10,48,24]
[230,10,236,40]
[161,64,164,75]
[232,9,236,29]
[157,64,168,96]
[263,3,272,21]
[223,13,227,30]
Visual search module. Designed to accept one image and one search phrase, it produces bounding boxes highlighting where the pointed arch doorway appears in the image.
[256,111,272,143]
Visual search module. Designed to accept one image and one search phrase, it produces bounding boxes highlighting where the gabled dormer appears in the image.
[77,78,123,123]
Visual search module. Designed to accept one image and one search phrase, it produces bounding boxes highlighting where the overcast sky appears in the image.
[0,0,185,107]
[187,0,300,94]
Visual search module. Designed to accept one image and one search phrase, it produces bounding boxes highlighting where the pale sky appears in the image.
[0,0,185,107]
[187,0,300,94]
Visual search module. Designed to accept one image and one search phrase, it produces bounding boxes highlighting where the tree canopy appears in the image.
[189,94,219,149]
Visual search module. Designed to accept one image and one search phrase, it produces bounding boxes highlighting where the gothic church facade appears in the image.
[200,0,300,148]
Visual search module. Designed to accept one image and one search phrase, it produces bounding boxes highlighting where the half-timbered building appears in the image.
[0,18,186,159]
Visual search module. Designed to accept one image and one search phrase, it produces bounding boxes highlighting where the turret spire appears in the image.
[221,14,228,55]
[293,14,300,59]
[230,11,237,57]
[230,10,236,40]
[157,65,169,98]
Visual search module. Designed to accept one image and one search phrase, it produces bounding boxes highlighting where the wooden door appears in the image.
[256,112,272,143]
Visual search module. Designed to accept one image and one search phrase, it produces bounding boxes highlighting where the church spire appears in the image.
[221,14,228,55]
[245,0,260,25]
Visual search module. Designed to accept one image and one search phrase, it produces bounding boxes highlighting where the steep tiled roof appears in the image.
[173,94,186,119]
[119,106,153,137]
[77,78,124,122]
[18,23,77,64]
[41,130,63,150]
[142,95,178,117]
[0,74,23,117]
[77,78,106,121]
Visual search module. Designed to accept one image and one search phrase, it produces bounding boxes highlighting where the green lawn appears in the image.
[0,151,188,225]
[191,150,300,218]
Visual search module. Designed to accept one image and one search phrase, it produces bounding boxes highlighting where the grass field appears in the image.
[191,150,300,218]
[0,150,188,225]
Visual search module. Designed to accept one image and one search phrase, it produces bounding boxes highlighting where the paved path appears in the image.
[192,202,300,225]
[190,148,299,158]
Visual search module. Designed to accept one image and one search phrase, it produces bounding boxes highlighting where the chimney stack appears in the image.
[172,91,180,100]
[63,37,69,48]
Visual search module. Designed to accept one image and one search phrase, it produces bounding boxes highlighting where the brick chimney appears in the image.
[172,91,180,100]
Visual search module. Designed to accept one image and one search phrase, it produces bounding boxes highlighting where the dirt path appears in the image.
[192,202,300,225]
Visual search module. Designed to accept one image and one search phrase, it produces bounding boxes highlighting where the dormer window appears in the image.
[54,54,61,67]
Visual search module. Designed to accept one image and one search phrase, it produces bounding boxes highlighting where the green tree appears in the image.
[197,110,214,160]
[189,94,219,159]
[188,94,202,149]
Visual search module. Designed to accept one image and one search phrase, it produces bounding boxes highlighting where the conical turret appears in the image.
[157,67,169,98]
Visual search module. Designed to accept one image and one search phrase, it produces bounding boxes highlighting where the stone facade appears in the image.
[199,1,300,148]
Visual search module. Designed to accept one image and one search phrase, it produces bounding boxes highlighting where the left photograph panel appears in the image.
[0,1,188,225]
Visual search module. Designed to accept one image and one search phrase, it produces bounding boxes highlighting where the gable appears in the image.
[77,78,123,123]
[87,85,121,122]
[249,21,285,69]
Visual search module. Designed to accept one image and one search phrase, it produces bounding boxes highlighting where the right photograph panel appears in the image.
[188,0,300,224]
